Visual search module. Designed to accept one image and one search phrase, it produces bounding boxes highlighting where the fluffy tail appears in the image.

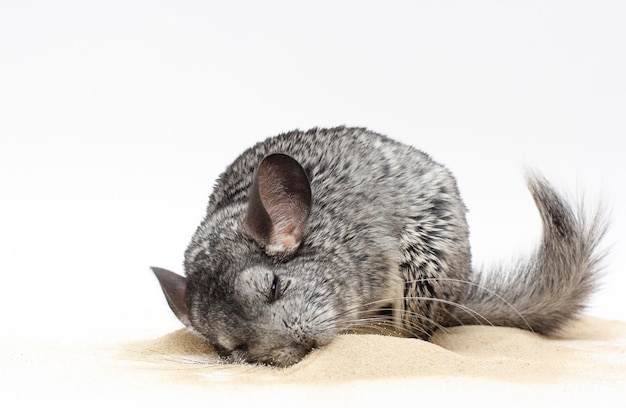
[454,173,608,335]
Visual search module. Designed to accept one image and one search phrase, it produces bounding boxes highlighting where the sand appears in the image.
[3,315,623,406]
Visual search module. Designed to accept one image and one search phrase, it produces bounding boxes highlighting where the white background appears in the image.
[1,0,625,344]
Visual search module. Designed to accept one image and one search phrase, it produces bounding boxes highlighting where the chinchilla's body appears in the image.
[153,126,607,367]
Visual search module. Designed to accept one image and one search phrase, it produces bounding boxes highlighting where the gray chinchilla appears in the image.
[152,127,607,367]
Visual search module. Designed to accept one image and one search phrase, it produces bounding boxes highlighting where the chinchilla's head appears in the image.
[153,154,346,366]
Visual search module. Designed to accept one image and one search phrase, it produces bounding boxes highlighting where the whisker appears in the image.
[340,314,434,338]
[328,300,453,338]
[405,277,535,333]
[351,295,493,328]
[339,276,533,333]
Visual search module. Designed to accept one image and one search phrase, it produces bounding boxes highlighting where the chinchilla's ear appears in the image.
[151,267,190,327]
[245,153,312,255]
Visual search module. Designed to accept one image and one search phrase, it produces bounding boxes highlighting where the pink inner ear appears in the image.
[266,232,298,254]
[254,153,312,255]
[261,195,305,253]
[282,234,296,247]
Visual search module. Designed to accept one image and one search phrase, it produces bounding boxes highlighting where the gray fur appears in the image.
[152,126,607,367]
[453,173,608,334]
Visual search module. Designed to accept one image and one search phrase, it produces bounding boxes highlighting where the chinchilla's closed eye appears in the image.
[270,275,281,302]
[268,275,292,303]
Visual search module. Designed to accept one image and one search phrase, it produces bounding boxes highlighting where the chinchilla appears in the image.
[152,126,607,367]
